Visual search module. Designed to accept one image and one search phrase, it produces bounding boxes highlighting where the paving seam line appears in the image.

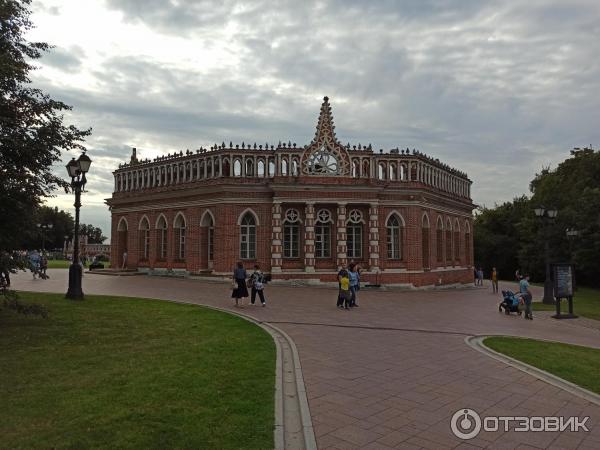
[200,304,317,450]
[466,335,600,407]
[268,320,471,336]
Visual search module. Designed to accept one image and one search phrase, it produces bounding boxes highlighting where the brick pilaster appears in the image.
[304,202,315,272]
[368,203,380,270]
[271,202,282,272]
[336,203,347,267]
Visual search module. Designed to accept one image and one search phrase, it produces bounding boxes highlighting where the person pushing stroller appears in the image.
[499,290,523,316]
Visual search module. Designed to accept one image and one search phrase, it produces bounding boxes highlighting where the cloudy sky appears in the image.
[29,0,600,241]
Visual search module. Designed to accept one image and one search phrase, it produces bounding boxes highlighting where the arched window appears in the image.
[378,163,386,180]
[268,160,276,177]
[389,164,397,181]
[257,160,265,177]
[445,219,452,263]
[363,160,369,178]
[281,159,288,176]
[422,214,430,269]
[139,217,150,261]
[454,219,460,262]
[174,213,186,260]
[346,209,363,259]
[386,214,403,260]
[240,212,256,259]
[207,159,213,178]
[352,160,360,178]
[233,159,242,177]
[283,209,300,258]
[198,161,204,179]
[292,159,299,176]
[246,159,254,177]
[436,217,444,263]
[465,221,471,266]
[156,215,168,260]
[315,209,332,258]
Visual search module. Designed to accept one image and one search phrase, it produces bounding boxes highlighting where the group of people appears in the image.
[337,262,361,309]
[231,262,267,308]
[28,250,49,280]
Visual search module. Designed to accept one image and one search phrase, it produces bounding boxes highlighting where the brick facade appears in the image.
[107,97,475,287]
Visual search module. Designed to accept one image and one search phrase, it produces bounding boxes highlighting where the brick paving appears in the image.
[11,271,600,449]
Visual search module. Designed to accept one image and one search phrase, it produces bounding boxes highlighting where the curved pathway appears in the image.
[12,271,600,449]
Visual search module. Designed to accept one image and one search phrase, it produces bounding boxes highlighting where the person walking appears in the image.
[231,261,249,308]
[520,274,533,320]
[491,267,498,293]
[40,253,48,279]
[477,267,484,286]
[29,250,40,279]
[348,263,360,307]
[249,264,267,307]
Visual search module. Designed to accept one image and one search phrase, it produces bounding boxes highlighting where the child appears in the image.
[339,271,351,310]
[250,264,267,306]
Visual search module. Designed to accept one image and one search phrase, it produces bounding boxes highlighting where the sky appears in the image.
[28,0,600,242]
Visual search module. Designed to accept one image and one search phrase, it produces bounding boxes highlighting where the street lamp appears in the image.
[534,205,558,304]
[37,223,53,252]
[65,151,92,300]
[64,235,70,260]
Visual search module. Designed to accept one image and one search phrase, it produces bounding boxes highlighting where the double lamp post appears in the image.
[65,152,92,300]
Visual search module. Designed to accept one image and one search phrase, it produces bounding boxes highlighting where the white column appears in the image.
[336,203,347,268]
[304,202,315,272]
[270,202,283,273]
[368,203,380,271]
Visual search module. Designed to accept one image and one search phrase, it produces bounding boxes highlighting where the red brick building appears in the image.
[107,97,474,286]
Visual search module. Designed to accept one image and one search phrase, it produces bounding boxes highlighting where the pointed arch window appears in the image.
[436,218,444,263]
[386,214,403,260]
[174,214,186,260]
[283,209,300,258]
[268,160,276,177]
[281,159,288,176]
[240,213,256,259]
[422,215,430,269]
[453,220,460,262]
[315,209,332,258]
[245,159,254,177]
[157,216,168,260]
[139,218,150,261]
[233,159,242,177]
[346,209,363,259]
[257,160,265,177]
[445,219,452,263]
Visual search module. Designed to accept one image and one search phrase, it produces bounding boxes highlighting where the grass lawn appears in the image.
[484,337,600,395]
[0,292,275,449]
[533,287,600,321]
[46,259,72,268]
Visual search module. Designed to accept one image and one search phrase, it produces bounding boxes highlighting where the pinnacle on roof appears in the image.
[313,95,338,143]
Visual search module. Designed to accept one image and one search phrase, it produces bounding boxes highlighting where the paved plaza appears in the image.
[12,270,600,449]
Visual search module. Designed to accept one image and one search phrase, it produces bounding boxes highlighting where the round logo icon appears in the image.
[451,408,482,440]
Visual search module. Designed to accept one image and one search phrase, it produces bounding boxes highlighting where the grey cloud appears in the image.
[41,45,85,71]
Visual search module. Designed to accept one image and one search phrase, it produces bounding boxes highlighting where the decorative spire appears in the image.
[313,95,339,144]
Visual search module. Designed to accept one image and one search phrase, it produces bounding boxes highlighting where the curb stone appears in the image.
[201,304,317,450]
[466,335,600,407]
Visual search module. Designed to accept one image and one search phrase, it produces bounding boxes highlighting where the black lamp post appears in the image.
[37,223,53,252]
[65,152,92,300]
[534,205,558,304]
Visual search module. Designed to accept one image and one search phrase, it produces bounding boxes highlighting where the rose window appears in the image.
[308,144,339,175]
[285,209,300,222]
[317,209,331,223]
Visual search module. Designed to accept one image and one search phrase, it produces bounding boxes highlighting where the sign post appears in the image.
[551,263,577,319]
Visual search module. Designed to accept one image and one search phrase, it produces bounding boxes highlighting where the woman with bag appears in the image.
[249,264,267,307]
[231,261,248,307]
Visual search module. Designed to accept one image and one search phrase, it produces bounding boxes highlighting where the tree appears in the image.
[78,224,107,244]
[474,147,600,286]
[0,0,91,252]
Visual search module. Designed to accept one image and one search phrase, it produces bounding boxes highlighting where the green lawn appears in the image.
[484,337,600,395]
[0,292,275,449]
[533,287,600,321]
[46,259,72,268]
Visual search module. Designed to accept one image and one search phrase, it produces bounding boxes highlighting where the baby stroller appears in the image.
[499,290,522,315]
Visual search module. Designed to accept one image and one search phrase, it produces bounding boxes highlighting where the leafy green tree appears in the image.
[0,0,91,253]
[78,224,107,244]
